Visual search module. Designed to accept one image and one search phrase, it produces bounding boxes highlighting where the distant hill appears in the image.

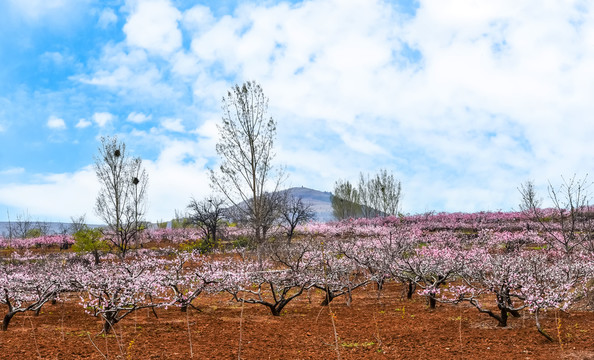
[280,187,334,222]
[0,221,71,237]
[221,186,335,223]
[0,188,336,237]
[0,221,103,237]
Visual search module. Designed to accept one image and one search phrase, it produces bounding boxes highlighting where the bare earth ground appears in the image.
[0,283,593,360]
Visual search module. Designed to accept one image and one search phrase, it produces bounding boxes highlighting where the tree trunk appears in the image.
[498,308,508,327]
[269,300,289,316]
[429,296,437,309]
[346,289,352,306]
[2,312,15,331]
[407,281,415,299]
[102,313,117,334]
[320,289,335,306]
[376,279,384,299]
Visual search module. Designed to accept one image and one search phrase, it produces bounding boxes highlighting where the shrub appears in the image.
[72,227,109,264]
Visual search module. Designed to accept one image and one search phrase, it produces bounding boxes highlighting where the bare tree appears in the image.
[331,179,362,220]
[171,209,191,229]
[6,212,34,239]
[332,170,402,220]
[372,169,402,216]
[358,169,402,218]
[69,215,88,235]
[187,196,227,249]
[94,136,148,258]
[5,212,51,239]
[280,194,315,243]
[209,81,284,246]
[519,175,594,253]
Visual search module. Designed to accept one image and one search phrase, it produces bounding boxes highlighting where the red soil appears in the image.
[0,283,592,359]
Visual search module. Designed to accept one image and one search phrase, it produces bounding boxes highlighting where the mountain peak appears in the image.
[281,187,333,222]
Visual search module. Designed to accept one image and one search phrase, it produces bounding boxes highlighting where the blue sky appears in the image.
[0,0,592,223]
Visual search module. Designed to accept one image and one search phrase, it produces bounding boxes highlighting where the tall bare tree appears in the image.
[280,194,316,243]
[94,136,148,258]
[359,169,402,218]
[210,81,284,246]
[5,211,51,239]
[187,195,227,249]
[331,179,362,220]
[519,175,594,253]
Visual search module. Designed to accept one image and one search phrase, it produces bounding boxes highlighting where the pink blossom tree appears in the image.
[75,255,168,333]
[0,256,68,331]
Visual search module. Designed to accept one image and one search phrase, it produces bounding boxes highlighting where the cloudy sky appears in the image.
[0,0,592,223]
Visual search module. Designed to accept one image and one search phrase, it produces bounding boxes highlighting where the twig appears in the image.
[105,319,125,357]
[87,333,108,360]
[534,308,553,342]
[327,303,341,360]
[61,300,65,341]
[321,242,341,360]
[458,307,463,353]
[186,306,194,359]
[28,317,42,359]
[238,298,245,360]
[556,309,564,351]
[372,308,383,353]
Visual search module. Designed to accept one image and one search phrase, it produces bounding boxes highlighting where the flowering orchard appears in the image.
[0,210,593,342]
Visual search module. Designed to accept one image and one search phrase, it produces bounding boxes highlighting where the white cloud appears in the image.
[161,118,185,132]
[41,51,68,66]
[142,139,211,220]
[47,116,66,130]
[75,118,92,129]
[92,112,114,127]
[0,167,25,176]
[181,4,214,34]
[171,50,201,77]
[0,134,213,222]
[53,1,594,215]
[179,0,594,212]
[8,0,70,20]
[98,8,117,28]
[127,112,152,124]
[123,0,182,56]
[0,166,99,222]
[77,44,178,100]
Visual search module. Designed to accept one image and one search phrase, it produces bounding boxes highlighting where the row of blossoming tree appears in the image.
[1,214,593,341]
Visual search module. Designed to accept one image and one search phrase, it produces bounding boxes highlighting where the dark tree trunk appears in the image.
[507,298,521,318]
[376,279,384,299]
[498,308,508,327]
[429,296,437,309]
[345,289,352,306]
[102,313,117,334]
[407,281,415,299]
[320,287,335,306]
[2,312,15,331]
[268,300,290,316]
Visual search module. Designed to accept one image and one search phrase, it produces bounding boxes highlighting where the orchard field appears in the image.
[1,210,594,359]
